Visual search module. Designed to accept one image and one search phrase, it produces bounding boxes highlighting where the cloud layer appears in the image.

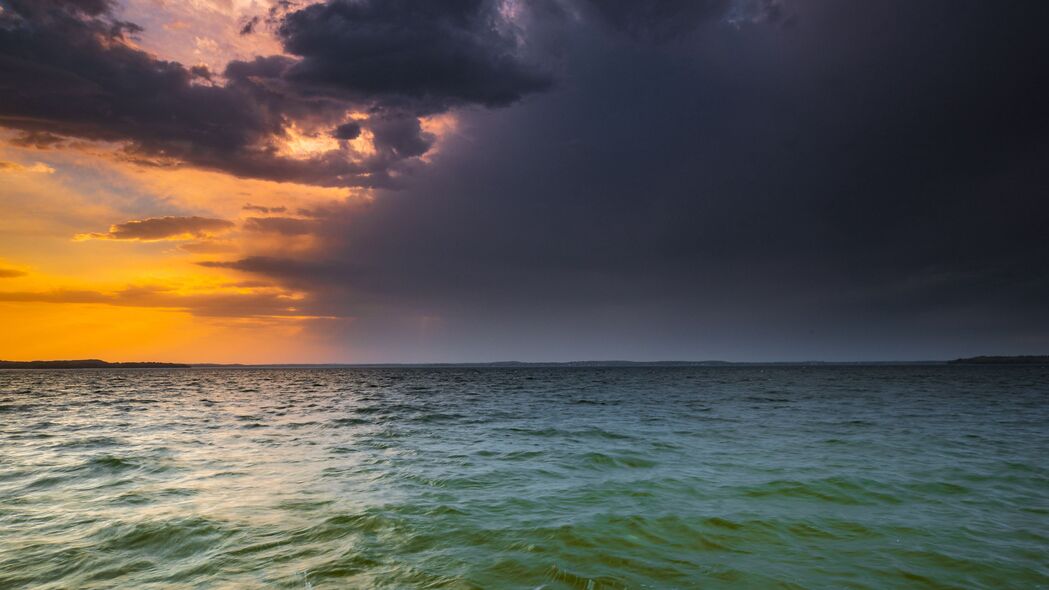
[2,0,1048,360]
[274,0,552,109]
[195,0,1049,360]
[0,0,554,188]
[0,284,312,318]
[76,216,235,241]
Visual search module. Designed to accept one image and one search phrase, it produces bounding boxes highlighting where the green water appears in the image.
[1,367,1046,588]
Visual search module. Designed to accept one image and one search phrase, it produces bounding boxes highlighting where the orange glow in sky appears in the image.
[0,137,356,362]
[0,0,460,363]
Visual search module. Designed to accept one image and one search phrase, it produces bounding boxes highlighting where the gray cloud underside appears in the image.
[0,0,553,187]
[202,0,1049,360]
[275,0,553,109]
[0,285,310,318]
[80,216,235,240]
[0,0,786,188]
[242,217,316,236]
[243,204,288,214]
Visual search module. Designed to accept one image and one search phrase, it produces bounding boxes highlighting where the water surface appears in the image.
[1,367,1047,588]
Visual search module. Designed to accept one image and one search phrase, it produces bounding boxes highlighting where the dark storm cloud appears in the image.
[6,0,114,18]
[580,0,732,41]
[0,0,552,187]
[0,0,357,185]
[368,117,435,159]
[243,216,315,236]
[204,0,1049,360]
[332,122,362,141]
[275,0,552,110]
[198,257,348,289]
[576,0,791,41]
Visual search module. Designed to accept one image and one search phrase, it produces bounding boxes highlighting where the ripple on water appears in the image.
[579,451,658,470]
[0,366,1047,589]
[739,476,905,505]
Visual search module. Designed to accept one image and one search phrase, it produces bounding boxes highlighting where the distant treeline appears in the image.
[0,359,190,369]
[949,356,1049,365]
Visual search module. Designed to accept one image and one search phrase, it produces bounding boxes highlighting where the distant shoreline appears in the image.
[945,355,1049,365]
[0,360,190,369]
[2,356,1047,369]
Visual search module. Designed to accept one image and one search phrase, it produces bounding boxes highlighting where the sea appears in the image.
[1,366,1046,589]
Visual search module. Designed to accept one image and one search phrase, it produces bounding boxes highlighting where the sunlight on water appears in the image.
[1,367,1047,588]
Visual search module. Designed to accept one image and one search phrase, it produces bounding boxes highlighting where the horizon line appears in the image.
[4,356,1049,368]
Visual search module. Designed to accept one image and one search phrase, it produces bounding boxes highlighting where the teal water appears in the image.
[0,367,1046,589]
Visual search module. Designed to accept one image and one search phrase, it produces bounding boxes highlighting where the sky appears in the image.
[0,0,1047,363]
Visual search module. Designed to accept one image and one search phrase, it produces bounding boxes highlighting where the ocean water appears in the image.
[1,367,1046,589]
